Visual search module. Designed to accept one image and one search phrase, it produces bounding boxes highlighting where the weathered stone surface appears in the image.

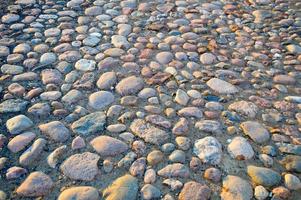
[130,119,169,145]
[221,175,253,200]
[71,112,106,135]
[179,181,211,200]
[193,136,222,165]
[60,152,100,181]
[227,137,254,160]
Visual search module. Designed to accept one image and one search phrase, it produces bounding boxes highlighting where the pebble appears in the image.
[60,152,100,181]
[90,135,128,157]
[179,181,211,200]
[247,165,281,187]
[193,136,222,165]
[221,175,253,200]
[58,186,100,200]
[16,171,53,197]
[227,137,254,160]
[6,115,33,135]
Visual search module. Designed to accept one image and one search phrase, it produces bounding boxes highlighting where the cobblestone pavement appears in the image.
[0,0,301,199]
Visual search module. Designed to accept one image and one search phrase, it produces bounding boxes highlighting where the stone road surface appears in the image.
[0,0,301,199]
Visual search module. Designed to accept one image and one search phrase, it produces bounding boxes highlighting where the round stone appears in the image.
[89,91,115,110]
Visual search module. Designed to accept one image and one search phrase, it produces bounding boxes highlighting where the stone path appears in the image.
[0,0,301,199]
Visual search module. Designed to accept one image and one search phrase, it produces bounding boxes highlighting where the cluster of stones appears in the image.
[0,0,301,199]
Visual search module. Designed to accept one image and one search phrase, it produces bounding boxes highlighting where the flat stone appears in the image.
[179,181,211,200]
[85,6,102,16]
[227,137,254,160]
[75,59,96,71]
[1,64,24,75]
[247,165,281,187]
[200,53,216,65]
[40,53,57,65]
[193,136,222,165]
[141,184,161,200]
[221,175,253,200]
[97,71,117,90]
[111,35,130,49]
[158,163,189,178]
[0,99,28,113]
[62,89,83,104]
[156,52,174,64]
[116,76,144,96]
[240,121,270,143]
[60,152,100,181]
[130,119,169,145]
[16,172,53,197]
[58,186,100,200]
[102,174,138,200]
[273,75,296,85]
[228,101,258,118]
[19,138,46,166]
[195,120,222,134]
[39,121,70,142]
[206,78,238,94]
[8,132,36,153]
[89,91,115,110]
[71,112,106,135]
[90,136,128,157]
[83,36,100,47]
[175,89,190,106]
[286,44,301,54]
[6,115,33,135]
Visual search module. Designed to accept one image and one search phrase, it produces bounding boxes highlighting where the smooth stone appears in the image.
[19,138,46,166]
[16,172,53,197]
[284,174,301,190]
[40,53,57,65]
[97,72,117,90]
[60,152,100,181]
[7,132,36,153]
[141,184,161,200]
[247,165,281,187]
[111,35,130,49]
[90,136,128,157]
[39,121,70,143]
[62,89,83,104]
[102,174,138,200]
[158,163,189,178]
[206,78,238,94]
[6,115,33,135]
[200,53,216,65]
[1,64,24,75]
[156,52,174,64]
[75,59,96,71]
[240,121,270,144]
[58,186,100,200]
[89,91,115,110]
[116,76,144,96]
[175,89,189,106]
